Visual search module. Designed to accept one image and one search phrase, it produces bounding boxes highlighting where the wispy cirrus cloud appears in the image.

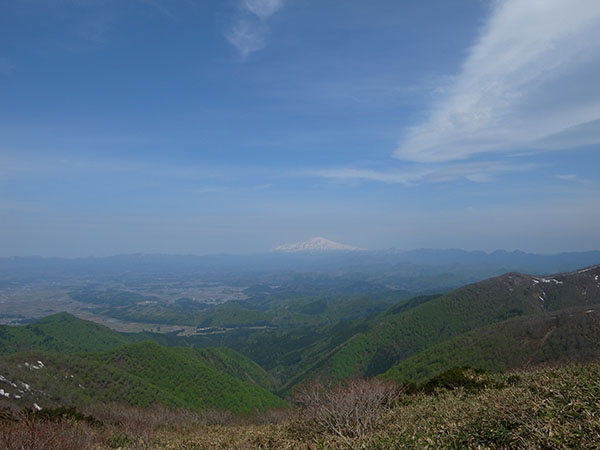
[395,0,600,163]
[555,174,579,182]
[0,57,15,75]
[309,161,538,185]
[554,173,598,190]
[226,0,287,58]
[187,183,273,195]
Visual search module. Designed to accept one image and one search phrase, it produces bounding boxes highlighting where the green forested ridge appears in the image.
[291,266,600,388]
[382,305,600,382]
[0,313,129,355]
[299,274,541,383]
[1,265,599,416]
[129,316,372,388]
[0,341,286,413]
[120,297,399,387]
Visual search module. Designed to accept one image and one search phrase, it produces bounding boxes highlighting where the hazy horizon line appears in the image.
[3,247,600,260]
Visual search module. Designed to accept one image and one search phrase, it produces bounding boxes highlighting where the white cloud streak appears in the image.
[244,0,286,19]
[226,0,287,58]
[395,0,600,163]
[309,161,538,185]
[555,174,578,182]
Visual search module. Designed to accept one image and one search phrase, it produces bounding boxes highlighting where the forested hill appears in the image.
[0,315,285,413]
[2,265,600,415]
[0,313,129,355]
[0,341,286,413]
[288,265,600,389]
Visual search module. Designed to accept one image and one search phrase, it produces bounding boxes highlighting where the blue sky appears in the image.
[1,0,599,256]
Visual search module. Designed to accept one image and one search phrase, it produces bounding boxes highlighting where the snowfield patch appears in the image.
[540,278,563,284]
[23,361,45,370]
[0,375,17,387]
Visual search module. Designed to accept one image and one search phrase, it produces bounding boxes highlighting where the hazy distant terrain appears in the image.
[2,257,599,398]
[2,259,600,449]
[1,248,599,330]
[3,0,600,447]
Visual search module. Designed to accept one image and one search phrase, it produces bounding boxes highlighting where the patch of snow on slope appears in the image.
[24,361,44,370]
[541,278,563,284]
[0,375,17,387]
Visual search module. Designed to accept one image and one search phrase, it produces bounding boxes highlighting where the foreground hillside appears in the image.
[1,363,599,449]
[0,341,285,414]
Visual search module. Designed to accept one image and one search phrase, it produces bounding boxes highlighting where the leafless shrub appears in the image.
[0,413,95,450]
[0,403,295,449]
[86,403,262,448]
[85,403,200,449]
[292,377,404,443]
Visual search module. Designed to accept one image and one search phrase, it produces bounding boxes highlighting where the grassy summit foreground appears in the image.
[2,362,599,449]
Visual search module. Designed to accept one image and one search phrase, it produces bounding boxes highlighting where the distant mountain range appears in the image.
[1,248,599,280]
[271,237,364,252]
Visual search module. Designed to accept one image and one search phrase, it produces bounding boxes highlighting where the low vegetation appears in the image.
[383,306,600,382]
[0,313,129,355]
[292,378,404,444]
[295,268,600,387]
[1,363,599,449]
[0,341,286,414]
[1,267,599,448]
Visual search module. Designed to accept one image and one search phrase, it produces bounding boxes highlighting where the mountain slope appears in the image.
[382,305,600,382]
[186,346,278,391]
[0,341,286,413]
[0,313,129,355]
[292,265,600,386]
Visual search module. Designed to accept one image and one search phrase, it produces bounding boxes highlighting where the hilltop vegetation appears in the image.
[383,305,600,382]
[0,341,285,414]
[1,363,599,449]
[0,313,129,355]
[291,266,600,388]
[1,264,600,442]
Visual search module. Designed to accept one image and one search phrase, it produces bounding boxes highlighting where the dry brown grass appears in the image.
[0,413,97,450]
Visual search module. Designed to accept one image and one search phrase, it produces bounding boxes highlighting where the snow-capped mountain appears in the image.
[271,237,365,252]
